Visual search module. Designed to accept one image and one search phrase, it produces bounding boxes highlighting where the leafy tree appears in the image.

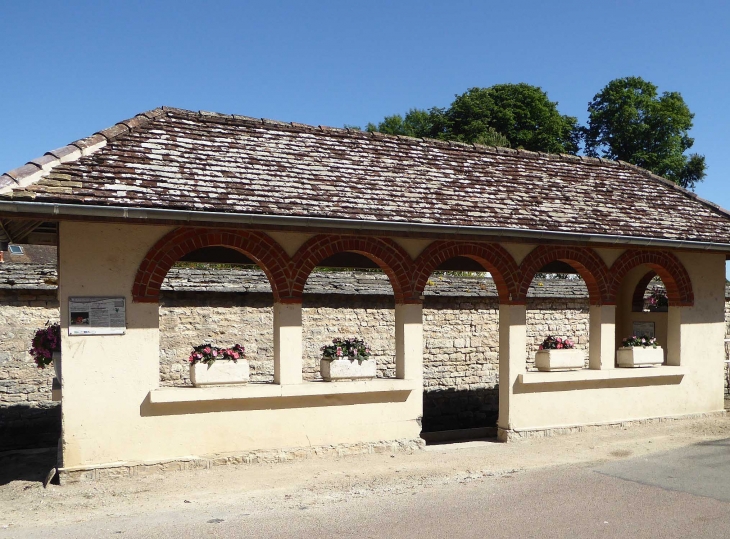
[367,83,579,153]
[444,84,579,153]
[366,108,444,138]
[584,76,705,189]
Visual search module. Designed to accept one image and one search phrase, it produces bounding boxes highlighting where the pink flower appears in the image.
[232,352,239,359]
[538,345,543,350]
[204,347,212,354]
[556,343,563,349]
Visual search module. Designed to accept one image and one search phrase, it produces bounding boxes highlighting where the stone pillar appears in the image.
[395,303,423,382]
[273,302,303,385]
[589,305,616,369]
[497,304,527,441]
[667,306,682,366]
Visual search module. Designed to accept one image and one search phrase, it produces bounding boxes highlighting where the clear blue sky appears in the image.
[1,1,729,272]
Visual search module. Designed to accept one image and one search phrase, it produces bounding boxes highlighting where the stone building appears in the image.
[1,107,729,480]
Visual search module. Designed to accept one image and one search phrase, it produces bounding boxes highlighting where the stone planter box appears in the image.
[190,359,250,387]
[535,349,584,372]
[321,358,377,381]
[53,351,62,382]
[617,346,664,368]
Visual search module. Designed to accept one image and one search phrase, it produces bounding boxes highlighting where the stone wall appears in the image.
[0,286,60,451]
[2,263,729,450]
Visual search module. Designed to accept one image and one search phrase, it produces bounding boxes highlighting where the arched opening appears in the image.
[610,250,694,366]
[421,255,501,434]
[616,268,670,364]
[300,251,398,381]
[158,246,275,386]
[525,263,590,371]
[518,247,610,372]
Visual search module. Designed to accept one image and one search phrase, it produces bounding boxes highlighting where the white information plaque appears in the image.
[69,297,126,335]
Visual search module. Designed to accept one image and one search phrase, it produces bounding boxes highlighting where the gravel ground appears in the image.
[1,415,729,536]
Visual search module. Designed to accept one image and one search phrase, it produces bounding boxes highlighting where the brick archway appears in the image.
[631,270,658,312]
[132,228,291,303]
[412,241,519,304]
[517,246,610,305]
[289,235,414,304]
[608,250,693,307]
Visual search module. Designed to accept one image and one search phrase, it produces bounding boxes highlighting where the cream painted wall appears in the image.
[57,222,726,466]
[58,223,421,469]
[506,252,726,432]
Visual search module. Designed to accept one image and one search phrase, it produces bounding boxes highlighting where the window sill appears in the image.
[518,366,687,386]
[148,378,418,405]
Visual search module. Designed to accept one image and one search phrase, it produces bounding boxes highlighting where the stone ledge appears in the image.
[148,378,419,404]
[497,410,727,442]
[58,437,425,484]
[518,366,688,386]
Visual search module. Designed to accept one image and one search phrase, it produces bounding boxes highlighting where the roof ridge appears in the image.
[0,108,165,195]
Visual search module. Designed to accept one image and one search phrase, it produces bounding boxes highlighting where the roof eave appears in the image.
[1,200,730,253]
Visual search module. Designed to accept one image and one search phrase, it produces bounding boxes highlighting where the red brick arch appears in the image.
[412,241,519,304]
[289,235,415,304]
[517,246,610,305]
[608,250,693,307]
[132,228,291,303]
[631,270,658,312]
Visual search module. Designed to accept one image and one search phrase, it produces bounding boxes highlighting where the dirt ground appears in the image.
[1,415,729,534]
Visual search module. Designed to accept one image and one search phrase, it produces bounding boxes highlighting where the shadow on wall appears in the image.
[422,387,498,432]
[0,403,60,452]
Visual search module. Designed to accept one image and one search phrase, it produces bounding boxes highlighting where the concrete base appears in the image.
[535,349,585,371]
[497,410,726,442]
[190,359,250,387]
[58,437,425,484]
[321,358,377,381]
[617,347,664,368]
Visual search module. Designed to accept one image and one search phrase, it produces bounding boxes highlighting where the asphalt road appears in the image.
[8,438,730,539]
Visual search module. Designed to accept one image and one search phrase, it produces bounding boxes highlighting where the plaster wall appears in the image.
[57,224,421,469]
[507,252,726,432]
[615,265,669,360]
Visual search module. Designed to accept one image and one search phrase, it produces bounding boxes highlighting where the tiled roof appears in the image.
[2,107,730,245]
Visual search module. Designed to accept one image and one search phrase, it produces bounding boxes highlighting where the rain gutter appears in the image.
[1,200,730,253]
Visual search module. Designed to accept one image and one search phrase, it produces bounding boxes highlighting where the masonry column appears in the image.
[497,304,526,442]
[395,303,423,382]
[666,306,683,366]
[273,302,303,385]
[589,305,616,369]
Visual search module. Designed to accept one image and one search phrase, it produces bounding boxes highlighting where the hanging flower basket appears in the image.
[29,322,61,380]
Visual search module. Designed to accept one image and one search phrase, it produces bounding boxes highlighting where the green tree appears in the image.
[367,83,579,153]
[444,84,579,153]
[366,108,444,138]
[584,76,706,189]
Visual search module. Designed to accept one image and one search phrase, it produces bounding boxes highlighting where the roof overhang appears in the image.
[2,200,730,254]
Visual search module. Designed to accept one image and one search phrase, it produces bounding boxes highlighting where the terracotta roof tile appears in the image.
[2,107,730,244]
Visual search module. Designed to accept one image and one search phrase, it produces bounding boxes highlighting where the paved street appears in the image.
[5,436,730,538]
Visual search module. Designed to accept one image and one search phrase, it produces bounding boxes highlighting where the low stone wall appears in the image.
[2,263,729,451]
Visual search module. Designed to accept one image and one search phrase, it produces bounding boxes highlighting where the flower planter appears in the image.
[190,359,250,387]
[53,351,61,382]
[617,346,663,368]
[534,349,585,372]
[320,358,377,381]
